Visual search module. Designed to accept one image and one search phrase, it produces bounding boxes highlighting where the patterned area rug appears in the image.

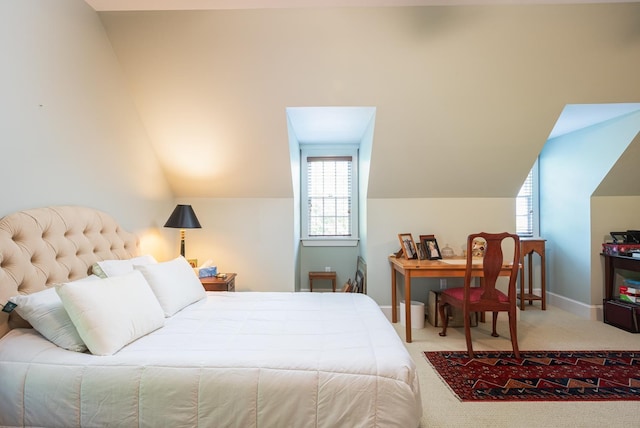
[424,350,640,401]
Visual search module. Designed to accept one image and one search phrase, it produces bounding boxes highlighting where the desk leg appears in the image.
[527,252,533,305]
[405,275,412,343]
[540,251,546,310]
[391,266,397,323]
[519,263,525,311]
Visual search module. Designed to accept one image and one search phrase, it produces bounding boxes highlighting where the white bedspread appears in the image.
[0,292,421,428]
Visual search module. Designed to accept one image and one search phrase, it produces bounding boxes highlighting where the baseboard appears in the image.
[547,291,602,321]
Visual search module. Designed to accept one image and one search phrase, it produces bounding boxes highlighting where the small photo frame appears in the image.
[610,232,627,243]
[420,235,442,260]
[187,259,198,268]
[398,233,417,260]
[416,242,427,260]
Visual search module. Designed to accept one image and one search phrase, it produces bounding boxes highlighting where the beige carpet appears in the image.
[395,304,640,428]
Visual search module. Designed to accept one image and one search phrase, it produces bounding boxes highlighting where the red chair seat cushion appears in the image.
[442,287,509,303]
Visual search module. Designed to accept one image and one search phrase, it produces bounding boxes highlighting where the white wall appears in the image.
[540,113,640,317]
[0,0,172,236]
[178,198,295,292]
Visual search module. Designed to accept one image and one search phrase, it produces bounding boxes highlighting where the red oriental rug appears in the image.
[424,350,640,401]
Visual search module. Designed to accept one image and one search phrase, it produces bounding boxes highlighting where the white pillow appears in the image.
[134,256,206,317]
[8,276,101,352]
[56,270,165,356]
[92,254,157,278]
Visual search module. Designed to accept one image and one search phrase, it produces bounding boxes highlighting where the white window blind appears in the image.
[516,168,534,237]
[306,156,352,237]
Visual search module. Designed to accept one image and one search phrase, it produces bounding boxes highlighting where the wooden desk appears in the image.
[389,256,517,342]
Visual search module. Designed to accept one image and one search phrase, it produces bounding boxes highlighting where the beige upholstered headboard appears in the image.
[0,206,139,339]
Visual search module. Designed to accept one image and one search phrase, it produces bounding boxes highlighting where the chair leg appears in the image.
[464,310,474,358]
[438,302,449,337]
[509,310,520,358]
[491,312,499,337]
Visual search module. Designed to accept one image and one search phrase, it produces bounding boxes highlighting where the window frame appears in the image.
[516,159,539,238]
[300,145,359,246]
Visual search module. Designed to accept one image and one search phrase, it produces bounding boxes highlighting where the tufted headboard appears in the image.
[0,206,139,339]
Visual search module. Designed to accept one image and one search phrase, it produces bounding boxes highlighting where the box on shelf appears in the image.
[619,281,640,303]
[620,285,640,295]
[623,278,640,289]
[621,286,640,294]
[619,294,640,303]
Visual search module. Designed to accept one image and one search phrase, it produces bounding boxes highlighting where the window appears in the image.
[301,147,358,244]
[516,160,538,237]
[307,156,351,236]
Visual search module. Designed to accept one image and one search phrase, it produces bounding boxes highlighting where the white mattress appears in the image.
[0,292,422,428]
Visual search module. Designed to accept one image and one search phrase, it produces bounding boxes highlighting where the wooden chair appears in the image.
[438,232,521,358]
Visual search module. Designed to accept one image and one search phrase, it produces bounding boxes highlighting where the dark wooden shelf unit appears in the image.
[601,254,640,333]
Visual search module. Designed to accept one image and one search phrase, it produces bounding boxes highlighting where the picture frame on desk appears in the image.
[416,242,427,260]
[398,233,417,259]
[420,235,442,260]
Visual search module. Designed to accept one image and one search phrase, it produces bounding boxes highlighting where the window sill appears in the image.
[302,239,359,247]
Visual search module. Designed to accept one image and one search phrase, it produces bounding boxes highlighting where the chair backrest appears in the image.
[464,232,520,304]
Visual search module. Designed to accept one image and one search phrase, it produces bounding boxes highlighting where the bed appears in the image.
[0,206,422,428]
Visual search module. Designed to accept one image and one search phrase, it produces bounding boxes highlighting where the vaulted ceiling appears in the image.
[89,2,640,199]
[85,0,640,11]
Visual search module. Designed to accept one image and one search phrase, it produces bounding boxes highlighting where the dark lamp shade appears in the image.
[164,205,202,229]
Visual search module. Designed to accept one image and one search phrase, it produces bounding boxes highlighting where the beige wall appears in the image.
[2,1,640,313]
[177,198,296,292]
[175,195,517,302]
[0,0,173,238]
[367,197,516,306]
[95,4,640,308]
[98,4,640,200]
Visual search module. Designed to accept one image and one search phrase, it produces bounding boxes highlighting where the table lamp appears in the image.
[164,204,202,257]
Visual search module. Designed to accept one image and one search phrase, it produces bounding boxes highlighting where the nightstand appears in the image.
[200,273,236,292]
